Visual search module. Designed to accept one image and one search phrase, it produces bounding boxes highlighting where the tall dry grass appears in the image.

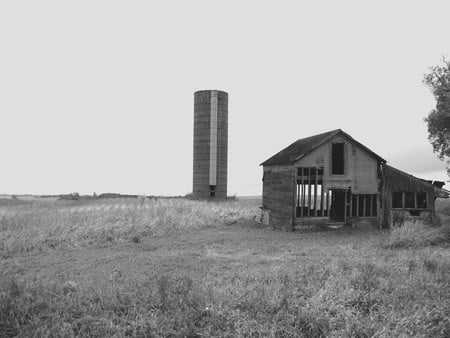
[1,198,450,336]
[383,219,450,249]
[2,247,449,337]
[0,198,259,254]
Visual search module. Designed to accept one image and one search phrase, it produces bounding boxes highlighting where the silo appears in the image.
[193,90,228,199]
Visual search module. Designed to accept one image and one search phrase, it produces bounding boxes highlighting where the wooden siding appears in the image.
[262,168,296,230]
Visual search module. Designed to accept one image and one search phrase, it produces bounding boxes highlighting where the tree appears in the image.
[423,57,450,175]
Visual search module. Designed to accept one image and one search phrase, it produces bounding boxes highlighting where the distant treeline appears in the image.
[95,193,183,199]
[52,193,184,201]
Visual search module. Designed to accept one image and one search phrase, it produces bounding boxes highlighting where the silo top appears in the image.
[194,90,228,97]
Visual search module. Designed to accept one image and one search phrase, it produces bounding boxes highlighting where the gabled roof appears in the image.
[260,129,386,166]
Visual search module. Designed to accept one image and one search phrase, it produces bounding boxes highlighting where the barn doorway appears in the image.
[330,189,346,221]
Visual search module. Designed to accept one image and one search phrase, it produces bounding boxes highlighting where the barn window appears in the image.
[392,192,428,210]
[417,192,427,208]
[332,143,345,175]
[404,192,415,208]
[392,192,403,208]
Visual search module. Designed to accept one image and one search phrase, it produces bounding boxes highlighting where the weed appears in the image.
[407,259,417,273]
[157,275,170,311]
[383,220,450,249]
[350,262,380,314]
[423,257,439,274]
[339,260,352,274]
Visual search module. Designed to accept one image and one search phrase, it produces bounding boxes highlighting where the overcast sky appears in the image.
[1,1,449,196]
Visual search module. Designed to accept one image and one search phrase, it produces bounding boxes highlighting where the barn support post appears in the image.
[363,196,366,217]
[344,190,347,223]
[356,195,359,217]
[291,170,296,230]
[377,192,382,228]
[321,183,325,216]
[314,169,318,216]
[307,168,311,217]
[349,194,353,217]
[294,172,298,214]
[300,168,304,218]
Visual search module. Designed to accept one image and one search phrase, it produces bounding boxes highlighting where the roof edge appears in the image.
[383,164,449,197]
[260,129,387,166]
[290,129,342,162]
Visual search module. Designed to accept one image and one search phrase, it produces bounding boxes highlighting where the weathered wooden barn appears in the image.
[260,129,449,230]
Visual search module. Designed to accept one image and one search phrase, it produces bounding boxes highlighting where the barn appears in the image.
[260,129,449,230]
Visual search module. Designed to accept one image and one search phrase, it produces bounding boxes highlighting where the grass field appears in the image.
[1,197,450,337]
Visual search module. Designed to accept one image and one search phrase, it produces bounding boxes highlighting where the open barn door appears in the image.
[330,189,347,221]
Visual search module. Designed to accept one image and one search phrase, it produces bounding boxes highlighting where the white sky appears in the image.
[1,1,449,196]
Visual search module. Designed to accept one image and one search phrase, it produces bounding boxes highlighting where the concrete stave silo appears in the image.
[193,90,228,199]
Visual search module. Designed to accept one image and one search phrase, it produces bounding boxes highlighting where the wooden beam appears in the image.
[414,192,417,209]
[320,183,324,216]
[326,191,330,217]
[369,195,373,217]
[300,168,304,218]
[363,195,367,217]
[302,184,305,216]
[375,194,383,219]
[314,169,318,217]
[401,192,405,209]
[356,195,359,217]
[349,194,353,218]
[344,190,347,223]
[308,168,311,217]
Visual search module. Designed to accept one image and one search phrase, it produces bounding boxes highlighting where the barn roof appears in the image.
[260,129,386,166]
[383,164,449,198]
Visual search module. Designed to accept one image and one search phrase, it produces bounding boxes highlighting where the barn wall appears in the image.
[262,167,296,231]
[381,180,436,228]
[294,135,378,193]
[352,147,378,194]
